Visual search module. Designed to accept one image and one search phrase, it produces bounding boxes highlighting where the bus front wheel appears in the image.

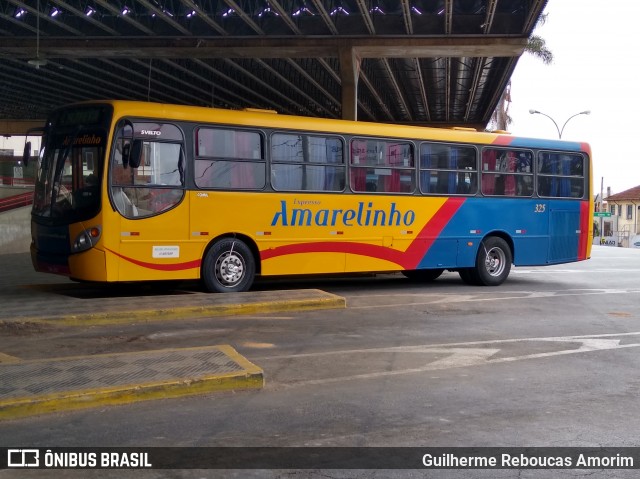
[202,238,255,293]
[473,236,512,286]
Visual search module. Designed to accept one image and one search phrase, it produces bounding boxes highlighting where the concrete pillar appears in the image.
[339,46,360,121]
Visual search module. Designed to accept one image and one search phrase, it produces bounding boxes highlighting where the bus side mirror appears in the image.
[22,141,31,167]
[121,142,130,168]
[129,139,143,169]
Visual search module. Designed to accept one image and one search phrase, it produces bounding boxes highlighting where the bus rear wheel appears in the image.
[458,267,478,285]
[473,236,512,286]
[202,238,255,293]
[402,268,444,282]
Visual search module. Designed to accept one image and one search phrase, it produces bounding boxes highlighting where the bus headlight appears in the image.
[72,226,101,253]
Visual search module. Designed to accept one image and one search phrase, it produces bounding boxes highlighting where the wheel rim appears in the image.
[215,251,245,287]
[484,246,506,277]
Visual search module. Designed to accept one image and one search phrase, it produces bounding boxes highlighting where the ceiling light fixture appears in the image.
[292,7,313,16]
[329,6,349,16]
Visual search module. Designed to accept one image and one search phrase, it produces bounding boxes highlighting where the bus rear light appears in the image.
[72,225,102,253]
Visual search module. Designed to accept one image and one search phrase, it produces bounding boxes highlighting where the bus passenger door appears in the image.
[547,204,581,263]
[111,132,191,281]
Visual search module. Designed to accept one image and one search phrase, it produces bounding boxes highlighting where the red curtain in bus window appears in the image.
[350,140,366,191]
[232,132,256,188]
[387,143,401,192]
[482,149,496,195]
[504,151,516,196]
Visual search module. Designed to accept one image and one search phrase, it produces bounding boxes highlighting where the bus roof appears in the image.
[67,100,590,153]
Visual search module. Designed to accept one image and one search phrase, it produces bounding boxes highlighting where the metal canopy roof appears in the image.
[0,0,547,133]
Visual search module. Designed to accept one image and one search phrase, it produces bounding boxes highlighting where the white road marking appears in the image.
[348,288,640,308]
[261,332,640,388]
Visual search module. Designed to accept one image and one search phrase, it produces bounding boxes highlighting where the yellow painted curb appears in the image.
[15,291,346,327]
[0,353,20,364]
[0,345,263,421]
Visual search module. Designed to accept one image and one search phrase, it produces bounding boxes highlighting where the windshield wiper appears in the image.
[49,125,83,215]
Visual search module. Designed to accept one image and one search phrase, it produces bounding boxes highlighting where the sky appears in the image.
[508,0,640,196]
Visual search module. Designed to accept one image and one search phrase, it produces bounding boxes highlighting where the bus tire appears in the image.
[402,268,444,282]
[474,236,512,286]
[458,268,479,285]
[202,238,255,293]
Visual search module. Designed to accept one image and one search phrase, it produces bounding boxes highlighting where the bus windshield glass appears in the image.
[32,105,111,221]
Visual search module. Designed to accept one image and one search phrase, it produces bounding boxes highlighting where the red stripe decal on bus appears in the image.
[578,200,590,260]
[491,135,513,146]
[260,197,465,269]
[105,248,201,271]
[403,196,465,268]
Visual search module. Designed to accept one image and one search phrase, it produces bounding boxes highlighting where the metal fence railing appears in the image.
[0,191,33,213]
[0,176,35,187]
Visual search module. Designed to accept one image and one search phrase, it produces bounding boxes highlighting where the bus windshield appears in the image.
[32,129,105,220]
[32,105,111,222]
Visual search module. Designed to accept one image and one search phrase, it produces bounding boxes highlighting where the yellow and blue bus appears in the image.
[27,100,593,292]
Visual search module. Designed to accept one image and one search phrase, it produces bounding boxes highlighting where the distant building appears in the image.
[605,185,640,247]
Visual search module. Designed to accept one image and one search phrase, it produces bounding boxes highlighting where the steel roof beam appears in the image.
[134,0,192,35]
[191,58,289,112]
[7,0,83,35]
[49,0,120,36]
[0,36,527,59]
[92,0,156,35]
[310,0,338,35]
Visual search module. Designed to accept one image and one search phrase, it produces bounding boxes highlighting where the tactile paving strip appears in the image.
[0,345,263,420]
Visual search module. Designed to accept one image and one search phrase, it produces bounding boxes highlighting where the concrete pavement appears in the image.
[0,252,345,420]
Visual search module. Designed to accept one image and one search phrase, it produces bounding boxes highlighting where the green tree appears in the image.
[490,14,553,131]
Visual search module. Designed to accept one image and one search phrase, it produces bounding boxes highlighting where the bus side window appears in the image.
[482,148,533,197]
[195,127,266,190]
[536,152,584,199]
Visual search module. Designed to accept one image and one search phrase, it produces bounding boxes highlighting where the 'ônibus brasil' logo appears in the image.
[270,200,416,227]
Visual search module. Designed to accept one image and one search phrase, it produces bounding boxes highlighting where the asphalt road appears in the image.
[2,245,640,479]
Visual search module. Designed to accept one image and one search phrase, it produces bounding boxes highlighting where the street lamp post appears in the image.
[528,109,591,139]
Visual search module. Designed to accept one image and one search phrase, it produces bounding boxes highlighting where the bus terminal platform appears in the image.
[0,252,346,420]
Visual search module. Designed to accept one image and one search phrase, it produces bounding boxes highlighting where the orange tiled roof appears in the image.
[605,185,640,201]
